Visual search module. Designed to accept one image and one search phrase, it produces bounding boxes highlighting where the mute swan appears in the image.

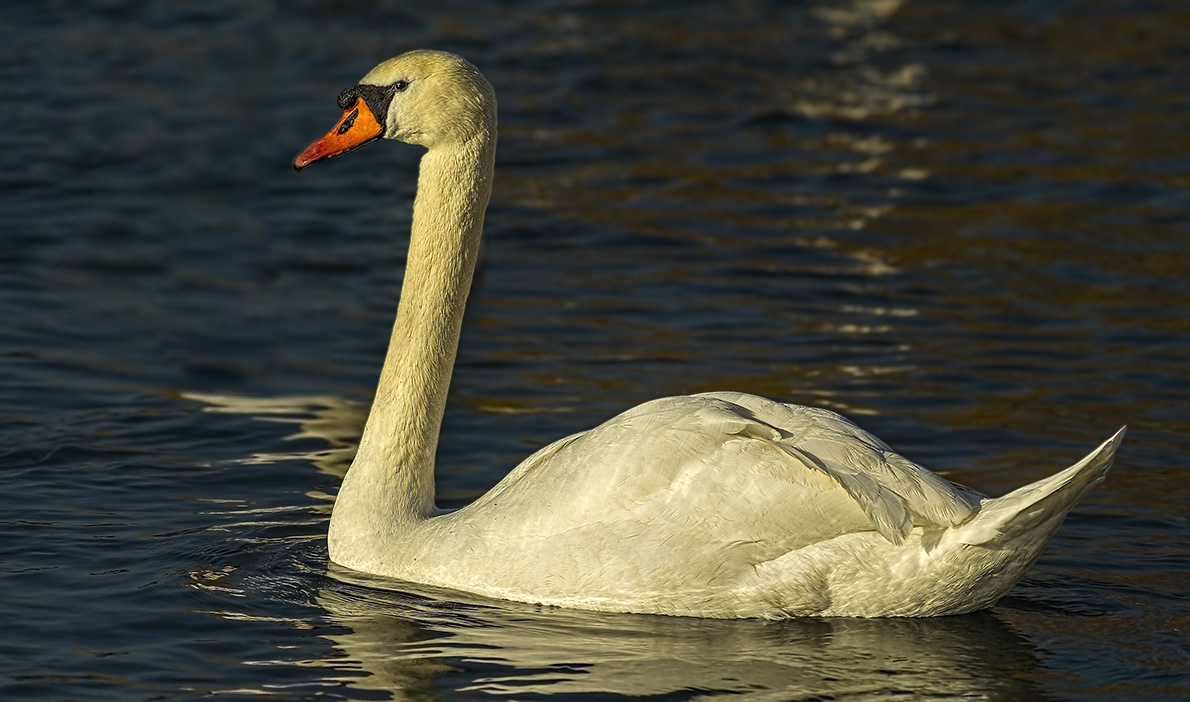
[293,50,1124,618]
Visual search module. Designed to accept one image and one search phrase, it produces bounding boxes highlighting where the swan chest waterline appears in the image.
[293,49,1124,619]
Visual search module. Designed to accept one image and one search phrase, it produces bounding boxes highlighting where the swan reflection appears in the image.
[312,571,1050,700]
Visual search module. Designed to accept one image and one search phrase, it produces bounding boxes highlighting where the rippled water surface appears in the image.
[2,1,1188,700]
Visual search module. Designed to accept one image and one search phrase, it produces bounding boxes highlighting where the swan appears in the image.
[293,50,1124,618]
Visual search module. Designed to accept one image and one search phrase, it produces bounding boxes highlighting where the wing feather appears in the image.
[464,393,982,579]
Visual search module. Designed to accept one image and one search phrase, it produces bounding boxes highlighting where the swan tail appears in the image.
[957,427,1125,550]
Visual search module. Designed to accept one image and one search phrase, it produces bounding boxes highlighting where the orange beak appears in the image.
[293,98,385,171]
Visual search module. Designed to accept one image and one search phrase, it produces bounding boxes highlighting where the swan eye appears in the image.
[393,80,409,92]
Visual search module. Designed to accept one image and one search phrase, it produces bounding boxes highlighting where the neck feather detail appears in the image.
[329,134,495,561]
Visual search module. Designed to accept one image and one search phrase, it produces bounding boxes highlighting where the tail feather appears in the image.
[959,427,1125,549]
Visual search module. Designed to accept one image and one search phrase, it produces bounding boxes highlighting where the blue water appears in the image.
[2,1,1188,699]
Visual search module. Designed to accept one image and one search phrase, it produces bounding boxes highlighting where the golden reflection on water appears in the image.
[185,392,362,483]
[484,0,1190,475]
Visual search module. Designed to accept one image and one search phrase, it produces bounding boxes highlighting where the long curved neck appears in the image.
[330,133,495,558]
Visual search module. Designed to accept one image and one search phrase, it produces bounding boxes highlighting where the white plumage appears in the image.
[294,50,1124,618]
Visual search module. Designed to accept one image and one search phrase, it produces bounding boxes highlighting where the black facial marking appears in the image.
[336,87,361,111]
[337,109,359,134]
[335,82,404,129]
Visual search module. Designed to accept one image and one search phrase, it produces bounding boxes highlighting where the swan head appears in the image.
[294,50,496,170]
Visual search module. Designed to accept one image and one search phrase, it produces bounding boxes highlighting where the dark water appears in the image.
[2,0,1188,699]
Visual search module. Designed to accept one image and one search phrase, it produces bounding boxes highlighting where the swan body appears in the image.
[294,50,1124,618]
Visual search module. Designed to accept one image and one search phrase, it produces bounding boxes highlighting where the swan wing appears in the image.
[462,393,980,557]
